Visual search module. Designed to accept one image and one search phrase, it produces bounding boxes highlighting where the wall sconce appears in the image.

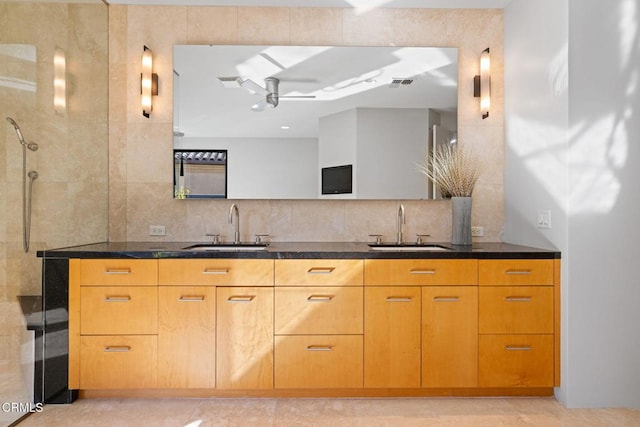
[473,47,491,119]
[141,45,158,118]
[53,47,66,114]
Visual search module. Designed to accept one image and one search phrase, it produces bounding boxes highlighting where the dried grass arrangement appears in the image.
[419,144,481,198]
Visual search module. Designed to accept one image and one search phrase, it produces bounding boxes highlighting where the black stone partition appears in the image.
[41,257,78,404]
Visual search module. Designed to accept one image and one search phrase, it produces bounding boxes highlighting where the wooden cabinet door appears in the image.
[364,286,421,388]
[158,286,216,388]
[422,286,478,388]
[216,287,274,389]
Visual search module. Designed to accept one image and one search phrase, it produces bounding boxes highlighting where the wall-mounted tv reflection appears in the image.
[321,164,353,195]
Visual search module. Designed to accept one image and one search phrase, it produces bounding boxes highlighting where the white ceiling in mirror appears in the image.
[174,45,458,139]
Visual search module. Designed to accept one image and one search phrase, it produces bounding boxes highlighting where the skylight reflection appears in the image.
[345,0,393,15]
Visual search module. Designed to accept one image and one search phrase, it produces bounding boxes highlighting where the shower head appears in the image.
[6,117,25,145]
[6,117,37,150]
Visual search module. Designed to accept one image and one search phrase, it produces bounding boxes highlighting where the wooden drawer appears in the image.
[80,259,157,286]
[479,287,553,334]
[80,287,158,335]
[479,334,554,388]
[275,287,363,335]
[478,259,554,286]
[275,259,363,286]
[159,259,273,286]
[80,335,157,389]
[275,335,363,389]
[364,259,478,286]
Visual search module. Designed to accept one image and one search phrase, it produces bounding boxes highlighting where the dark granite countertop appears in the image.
[37,241,560,260]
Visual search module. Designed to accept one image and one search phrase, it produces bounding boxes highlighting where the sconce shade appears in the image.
[54,47,66,113]
[473,47,491,119]
[141,45,158,118]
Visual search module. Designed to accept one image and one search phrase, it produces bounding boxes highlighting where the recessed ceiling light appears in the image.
[281,125,290,130]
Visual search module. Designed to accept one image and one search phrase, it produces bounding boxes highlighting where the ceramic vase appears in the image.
[451,196,472,245]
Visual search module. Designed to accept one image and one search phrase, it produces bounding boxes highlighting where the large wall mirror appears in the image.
[173,45,458,199]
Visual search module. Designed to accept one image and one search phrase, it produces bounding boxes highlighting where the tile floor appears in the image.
[15,397,640,427]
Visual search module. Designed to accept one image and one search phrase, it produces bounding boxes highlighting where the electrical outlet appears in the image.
[537,210,552,229]
[149,225,166,236]
[471,226,484,237]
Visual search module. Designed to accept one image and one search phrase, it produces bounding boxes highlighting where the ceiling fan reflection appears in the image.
[219,76,316,111]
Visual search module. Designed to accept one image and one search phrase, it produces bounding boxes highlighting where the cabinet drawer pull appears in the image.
[505,270,532,275]
[104,268,131,275]
[433,296,459,302]
[104,346,131,352]
[307,267,335,274]
[104,296,131,302]
[203,268,229,275]
[505,345,532,351]
[386,296,413,302]
[227,295,255,303]
[409,269,436,275]
[307,295,334,302]
[179,295,206,302]
[505,296,532,302]
[306,345,333,351]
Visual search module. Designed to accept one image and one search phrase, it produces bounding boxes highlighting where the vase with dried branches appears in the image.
[419,144,481,245]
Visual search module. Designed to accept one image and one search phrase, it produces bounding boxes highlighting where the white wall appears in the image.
[503,0,569,403]
[178,137,318,199]
[505,0,640,409]
[356,108,429,199]
[319,109,358,198]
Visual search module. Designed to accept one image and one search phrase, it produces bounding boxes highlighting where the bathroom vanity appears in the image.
[38,242,560,402]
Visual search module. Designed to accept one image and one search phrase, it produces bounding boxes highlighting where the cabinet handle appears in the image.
[409,269,436,275]
[104,268,131,275]
[307,295,334,302]
[306,345,333,351]
[307,267,335,274]
[104,346,131,352]
[505,296,532,302]
[386,296,413,302]
[178,295,206,302]
[505,345,532,351]
[505,270,532,275]
[104,296,131,302]
[227,295,255,303]
[433,296,460,302]
[203,268,229,275]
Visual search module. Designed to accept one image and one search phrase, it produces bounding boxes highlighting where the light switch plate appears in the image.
[537,210,551,229]
[471,226,484,237]
[149,225,166,236]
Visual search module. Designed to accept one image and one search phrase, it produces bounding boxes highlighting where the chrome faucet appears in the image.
[228,203,240,244]
[396,203,405,244]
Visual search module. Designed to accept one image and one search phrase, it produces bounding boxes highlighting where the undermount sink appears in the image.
[182,243,269,251]
[368,244,450,252]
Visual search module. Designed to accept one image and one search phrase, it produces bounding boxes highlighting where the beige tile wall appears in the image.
[0,2,108,416]
[110,6,504,244]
